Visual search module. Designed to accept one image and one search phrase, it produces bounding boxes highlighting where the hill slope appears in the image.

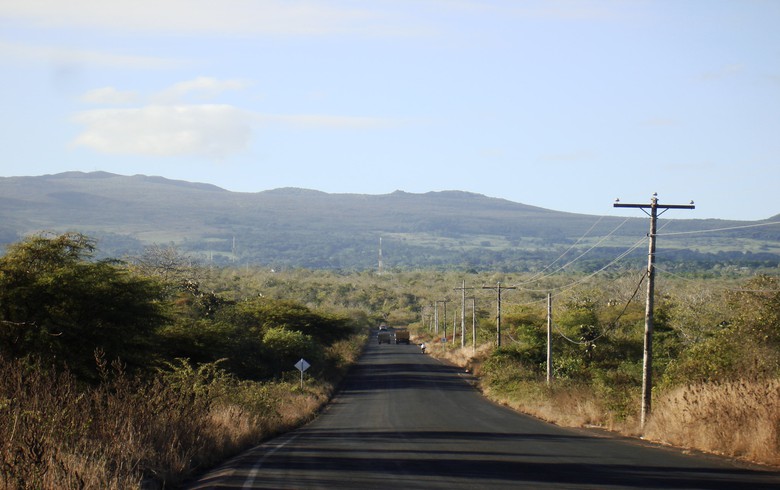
[1,172,778,270]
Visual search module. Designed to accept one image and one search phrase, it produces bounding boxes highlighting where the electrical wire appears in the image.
[515,235,647,294]
[654,264,780,293]
[553,270,647,345]
[516,215,606,284]
[655,220,780,236]
[515,216,632,286]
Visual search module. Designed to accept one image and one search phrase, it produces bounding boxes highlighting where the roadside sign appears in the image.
[295,358,310,388]
[295,358,310,372]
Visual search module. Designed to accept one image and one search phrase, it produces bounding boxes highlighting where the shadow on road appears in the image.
[194,425,780,490]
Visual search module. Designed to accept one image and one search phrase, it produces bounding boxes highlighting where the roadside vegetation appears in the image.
[417,272,780,466]
[0,234,371,489]
[1,232,778,488]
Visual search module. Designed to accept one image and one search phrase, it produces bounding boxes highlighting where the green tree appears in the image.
[263,327,322,376]
[0,233,167,379]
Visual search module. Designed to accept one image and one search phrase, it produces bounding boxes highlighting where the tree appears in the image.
[0,233,167,379]
[263,327,322,376]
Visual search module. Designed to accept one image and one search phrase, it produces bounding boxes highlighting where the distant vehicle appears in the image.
[378,329,393,344]
[378,324,388,331]
[395,329,410,344]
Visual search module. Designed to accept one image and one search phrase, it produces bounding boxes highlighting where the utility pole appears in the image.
[614,194,694,428]
[482,282,516,347]
[435,300,449,341]
[441,300,449,342]
[454,280,475,348]
[433,301,439,335]
[378,237,383,275]
[547,292,553,386]
[421,305,433,332]
[468,297,476,355]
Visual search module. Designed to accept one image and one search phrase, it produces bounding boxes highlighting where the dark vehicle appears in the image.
[395,329,410,344]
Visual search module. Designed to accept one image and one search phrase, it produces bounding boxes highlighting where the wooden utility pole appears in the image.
[614,194,694,428]
[469,297,476,355]
[482,282,516,347]
[547,292,553,385]
[436,300,450,341]
[433,301,439,335]
[378,236,383,275]
[454,280,475,348]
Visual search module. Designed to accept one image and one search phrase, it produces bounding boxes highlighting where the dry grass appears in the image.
[422,337,779,466]
[481,380,611,427]
[421,339,618,429]
[645,378,780,466]
[0,353,340,489]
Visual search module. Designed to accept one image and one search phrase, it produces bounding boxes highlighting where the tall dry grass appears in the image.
[422,337,780,466]
[645,378,780,466]
[421,339,624,429]
[0,354,335,490]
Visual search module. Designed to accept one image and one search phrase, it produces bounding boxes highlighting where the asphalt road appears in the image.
[189,332,780,489]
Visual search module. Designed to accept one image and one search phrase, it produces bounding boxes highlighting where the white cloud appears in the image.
[80,86,139,105]
[0,0,400,37]
[699,64,744,82]
[72,105,252,159]
[153,76,251,104]
[0,40,180,68]
[70,76,396,160]
[260,114,395,129]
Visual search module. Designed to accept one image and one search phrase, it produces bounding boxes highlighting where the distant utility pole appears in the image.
[435,300,449,339]
[441,300,449,341]
[468,297,477,355]
[454,280,475,348]
[614,194,694,428]
[421,305,432,332]
[378,237,383,275]
[433,301,440,334]
[482,282,516,347]
[547,292,553,386]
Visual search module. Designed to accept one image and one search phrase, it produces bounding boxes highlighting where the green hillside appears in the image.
[1,172,779,270]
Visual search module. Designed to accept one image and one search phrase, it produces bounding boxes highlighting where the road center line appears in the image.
[242,433,300,489]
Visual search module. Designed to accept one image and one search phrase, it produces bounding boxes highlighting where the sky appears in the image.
[1,1,779,221]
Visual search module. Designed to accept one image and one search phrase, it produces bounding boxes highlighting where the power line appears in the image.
[654,265,780,293]
[552,271,648,346]
[514,235,647,294]
[518,215,607,284]
[516,216,632,286]
[655,220,780,236]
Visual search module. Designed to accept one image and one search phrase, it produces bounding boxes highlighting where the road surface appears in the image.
[189,332,780,489]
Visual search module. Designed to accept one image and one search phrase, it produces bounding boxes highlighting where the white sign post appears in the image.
[294,358,310,388]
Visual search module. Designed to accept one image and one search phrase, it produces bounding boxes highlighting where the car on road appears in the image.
[394,329,410,344]
[378,329,393,344]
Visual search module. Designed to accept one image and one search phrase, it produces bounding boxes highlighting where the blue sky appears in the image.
[1,1,778,220]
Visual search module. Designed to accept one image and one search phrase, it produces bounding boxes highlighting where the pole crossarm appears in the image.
[614,203,695,210]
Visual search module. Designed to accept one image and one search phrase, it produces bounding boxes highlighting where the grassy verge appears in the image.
[644,379,780,466]
[418,335,779,467]
[0,328,367,489]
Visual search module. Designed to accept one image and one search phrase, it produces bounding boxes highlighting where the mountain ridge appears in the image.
[1,172,778,270]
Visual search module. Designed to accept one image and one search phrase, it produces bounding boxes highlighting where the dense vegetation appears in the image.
[0,233,375,489]
[1,232,779,488]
